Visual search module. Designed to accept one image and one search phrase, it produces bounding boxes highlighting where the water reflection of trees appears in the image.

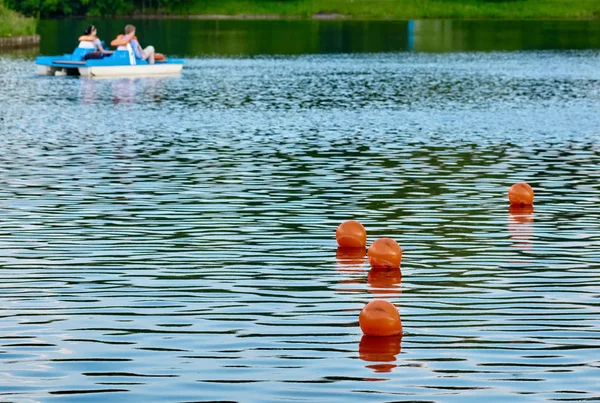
[38,19,600,57]
[412,20,600,52]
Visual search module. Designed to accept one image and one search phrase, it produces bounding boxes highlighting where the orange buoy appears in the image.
[359,299,402,336]
[367,238,402,269]
[336,220,367,248]
[508,182,534,206]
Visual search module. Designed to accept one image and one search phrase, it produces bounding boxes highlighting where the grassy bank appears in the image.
[0,0,37,37]
[172,0,600,19]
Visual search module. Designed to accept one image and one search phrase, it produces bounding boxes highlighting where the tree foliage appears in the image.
[4,0,192,17]
[0,0,37,37]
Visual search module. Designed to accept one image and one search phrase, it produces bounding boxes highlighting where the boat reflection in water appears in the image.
[112,78,137,104]
[80,77,99,104]
[359,334,403,374]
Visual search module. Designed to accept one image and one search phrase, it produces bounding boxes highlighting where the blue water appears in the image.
[1,46,600,402]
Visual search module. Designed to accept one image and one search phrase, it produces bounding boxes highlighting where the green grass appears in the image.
[0,0,37,37]
[173,0,600,19]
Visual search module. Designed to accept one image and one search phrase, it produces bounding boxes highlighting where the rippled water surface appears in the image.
[1,45,600,403]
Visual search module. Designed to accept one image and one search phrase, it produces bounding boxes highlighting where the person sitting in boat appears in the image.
[78,25,113,59]
[124,24,155,65]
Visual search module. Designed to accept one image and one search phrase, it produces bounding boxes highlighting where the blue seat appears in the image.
[110,50,134,64]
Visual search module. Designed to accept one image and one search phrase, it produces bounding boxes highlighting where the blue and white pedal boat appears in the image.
[36,44,184,78]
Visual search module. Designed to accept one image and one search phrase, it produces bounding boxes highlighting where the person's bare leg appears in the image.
[143,46,155,65]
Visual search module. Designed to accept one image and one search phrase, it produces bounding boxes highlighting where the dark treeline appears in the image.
[5,0,192,17]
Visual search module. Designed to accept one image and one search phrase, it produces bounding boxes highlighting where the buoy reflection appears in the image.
[367,267,402,296]
[336,247,367,267]
[508,205,534,251]
[359,335,402,373]
[335,247,367,293]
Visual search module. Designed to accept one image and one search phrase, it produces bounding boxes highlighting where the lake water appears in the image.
[1,19,600,403]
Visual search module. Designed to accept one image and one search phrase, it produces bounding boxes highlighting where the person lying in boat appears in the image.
[112,24,156,65]
[79,25,113,59]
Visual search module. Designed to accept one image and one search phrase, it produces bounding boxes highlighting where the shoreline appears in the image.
[59,13,600,21]
[0,34,40,49]
[128,13,350,20]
